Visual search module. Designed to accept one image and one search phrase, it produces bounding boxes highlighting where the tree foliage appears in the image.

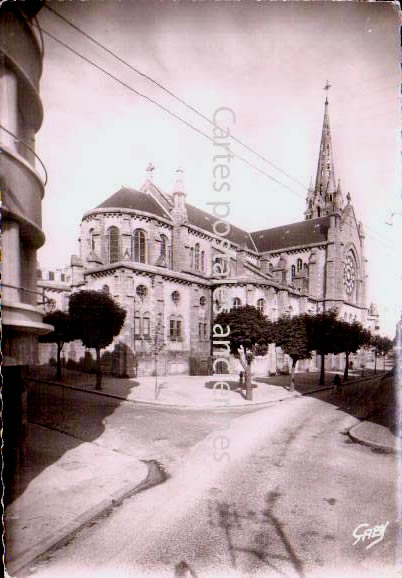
[69,291,126,389]
[272,314,312,391]
[214,305,274,400]
[39,310,75,380]
[335,320,371,380]
[371,334,393,373]
[372,335,393,356]
[305,310,343,385]
[215,305,273,358]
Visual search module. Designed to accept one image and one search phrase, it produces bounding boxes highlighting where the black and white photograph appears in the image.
[2,0,401,576]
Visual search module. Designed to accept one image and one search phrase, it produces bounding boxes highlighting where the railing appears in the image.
[2,282,55,311]
[0,123,48,185]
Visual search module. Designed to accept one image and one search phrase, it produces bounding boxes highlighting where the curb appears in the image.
[28,377,299,411]
[348,421,401,455]
[6,460,167,577]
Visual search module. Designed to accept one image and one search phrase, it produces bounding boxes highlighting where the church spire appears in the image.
[314,92,336,196]
[305,85,341,220]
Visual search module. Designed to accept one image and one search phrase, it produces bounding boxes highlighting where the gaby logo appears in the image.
[352,521,389,550]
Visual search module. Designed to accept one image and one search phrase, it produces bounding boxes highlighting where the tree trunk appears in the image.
[95,348,102,390]
[374,351,377,374]
[56,343,62,381]
[343,352,349,381]
[319,354,325,386]
[290,357,297,392]
[245,364,252,401]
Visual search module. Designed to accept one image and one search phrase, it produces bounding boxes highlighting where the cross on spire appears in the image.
[146,162,155,182]
[323,80,332,104]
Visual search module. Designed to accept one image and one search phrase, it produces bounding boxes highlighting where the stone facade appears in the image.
[39,99,379,376]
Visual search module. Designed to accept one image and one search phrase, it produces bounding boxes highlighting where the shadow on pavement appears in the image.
[5,372,135,506]
[204,380,258,393]
[305,371,399,438]
[207,490,306,577]
[255,369,388,395]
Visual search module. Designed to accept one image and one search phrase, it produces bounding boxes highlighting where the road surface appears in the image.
[25,381,399,578]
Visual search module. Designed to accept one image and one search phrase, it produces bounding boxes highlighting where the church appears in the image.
[38,97,380,376]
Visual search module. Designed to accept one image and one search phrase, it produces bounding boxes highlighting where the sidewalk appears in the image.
[349,417,401,454]
[29,367,299,409]
[5,423,149,576]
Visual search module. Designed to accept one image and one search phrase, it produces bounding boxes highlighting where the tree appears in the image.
[69,291,126,389]
[272,314,312,392]
[214,305,273,401]
[306,310,343,385]
[337,320,371,381]
[39,310,75,380]
[372,335,393,372]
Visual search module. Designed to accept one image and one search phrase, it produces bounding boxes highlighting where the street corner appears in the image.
[348,421,401,454]
[5,427,151,577]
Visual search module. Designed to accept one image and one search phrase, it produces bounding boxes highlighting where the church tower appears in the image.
[305,90,344,220]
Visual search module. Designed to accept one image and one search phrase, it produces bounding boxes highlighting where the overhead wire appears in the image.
[36,14,398,254]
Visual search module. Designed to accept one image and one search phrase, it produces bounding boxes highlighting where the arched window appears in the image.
[89,228,95,251]
[108,227,119,263]
[160,234,167,259]
[190,247,194,269]
[133,229,146,263]
[200,296,206,307]
[201,250,205,272]
[134,313,141,337]
[169,316,183,341]
[194,243,200,271]
[257,298,265,314]
[291,265,296,279]
[232,297,241,311]
[172,290,180,305]
[102,284,110,294]
[269,263,273,273]
[297,258,303,272]
[304,263,308,271]
[317,207,321,217]
[142,313,151,338]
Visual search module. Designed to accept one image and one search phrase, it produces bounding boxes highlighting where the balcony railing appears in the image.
[0,123,48,185]
[2,282,55,311]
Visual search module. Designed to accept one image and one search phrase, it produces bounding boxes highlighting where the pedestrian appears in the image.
[333,374,341,392]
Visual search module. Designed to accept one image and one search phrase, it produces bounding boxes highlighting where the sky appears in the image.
[35,0,401,336]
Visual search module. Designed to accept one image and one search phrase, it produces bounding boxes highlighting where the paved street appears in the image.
[24,378,399,578]
[27,381,259,472]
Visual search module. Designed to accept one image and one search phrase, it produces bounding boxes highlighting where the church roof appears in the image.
[185,204,255,251]
[93,186,330,253]
[96,187,170,219]
[251,216,330,252]
[92,186,256,250]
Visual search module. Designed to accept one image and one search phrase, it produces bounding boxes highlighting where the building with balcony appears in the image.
[1,0,51,500]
